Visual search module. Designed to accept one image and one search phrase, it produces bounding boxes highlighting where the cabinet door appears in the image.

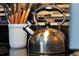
[69,4,79,49]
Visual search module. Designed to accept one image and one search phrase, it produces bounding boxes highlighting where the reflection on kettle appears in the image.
[27,50,65,56]
[9,48,27,56]
[23,5,66,53]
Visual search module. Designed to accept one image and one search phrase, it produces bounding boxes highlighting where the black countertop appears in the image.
[0,44,77,56]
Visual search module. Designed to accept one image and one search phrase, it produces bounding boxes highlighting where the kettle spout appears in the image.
[23,21,34,35]
[23,26,34,35]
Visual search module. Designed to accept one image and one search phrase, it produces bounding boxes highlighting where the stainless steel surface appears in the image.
[24,5,66,53]
[27,28,66,53]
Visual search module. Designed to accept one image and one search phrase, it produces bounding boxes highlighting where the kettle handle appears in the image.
[32,5,66,27]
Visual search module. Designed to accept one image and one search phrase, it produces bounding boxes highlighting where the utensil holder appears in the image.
[8,24,27,48]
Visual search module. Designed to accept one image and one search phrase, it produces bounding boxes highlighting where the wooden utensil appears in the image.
[23,3,32,24]
[20,4,26,24]
[15,3,19,24]
[18,3,22,23]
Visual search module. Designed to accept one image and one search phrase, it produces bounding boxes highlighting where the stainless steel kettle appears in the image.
[23,5,66,54]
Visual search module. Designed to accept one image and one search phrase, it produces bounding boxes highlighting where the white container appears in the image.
[8,24,27,48]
